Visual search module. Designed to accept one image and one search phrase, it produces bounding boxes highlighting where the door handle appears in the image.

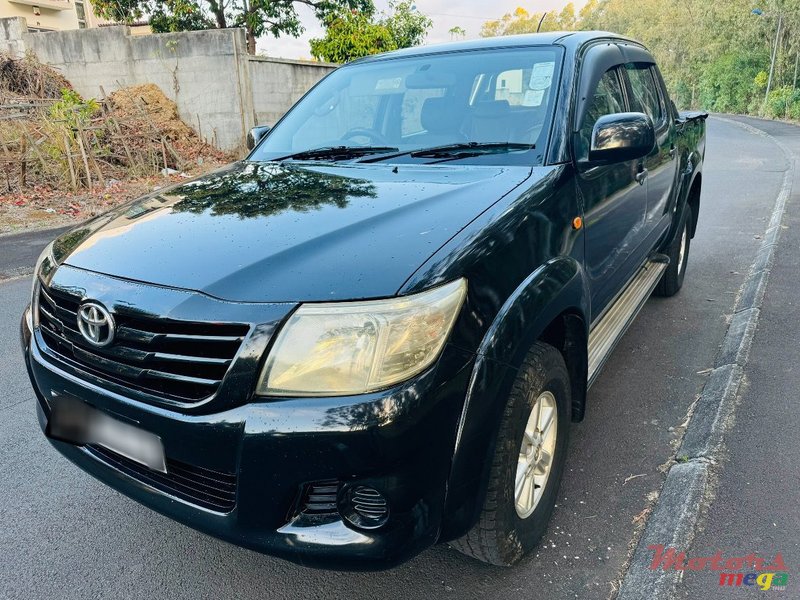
[669,145,677,159]
[635,168,648,185]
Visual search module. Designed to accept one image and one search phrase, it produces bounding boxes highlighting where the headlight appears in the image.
[32,241,54,283]
[257,278,467,397]
[31,241,54,303]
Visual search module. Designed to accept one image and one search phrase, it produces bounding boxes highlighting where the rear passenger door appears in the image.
[624,62,678,243]
[575,66,649,320]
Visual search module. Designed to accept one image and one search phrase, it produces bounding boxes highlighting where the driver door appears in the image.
[575,66,649,321]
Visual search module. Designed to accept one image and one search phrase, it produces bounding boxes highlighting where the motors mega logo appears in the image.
[648,545,790,591]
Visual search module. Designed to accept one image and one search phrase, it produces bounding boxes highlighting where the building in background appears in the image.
[0,0,149,33]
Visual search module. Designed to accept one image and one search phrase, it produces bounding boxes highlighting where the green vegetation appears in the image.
[90,0,373,54]
[449,26,467,41]
[482,1,800,116]
[309,1,432,63]
[49,89,99,132]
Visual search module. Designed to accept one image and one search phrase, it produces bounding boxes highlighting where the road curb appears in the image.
[617,461,709,600]
[0,224,72,240]
[678,364,743,460]
[615,117,794,600]
[713,309,758,369]
[0,267,35,282]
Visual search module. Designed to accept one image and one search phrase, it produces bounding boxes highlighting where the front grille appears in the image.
[88,445,237,512]
[36,282,249,402]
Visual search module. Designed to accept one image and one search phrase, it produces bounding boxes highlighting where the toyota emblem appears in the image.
[77,302,116,347]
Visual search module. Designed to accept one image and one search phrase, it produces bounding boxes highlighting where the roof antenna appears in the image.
[537,12,548,33]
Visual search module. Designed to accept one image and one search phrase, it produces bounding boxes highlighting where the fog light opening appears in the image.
[341,485,389,530]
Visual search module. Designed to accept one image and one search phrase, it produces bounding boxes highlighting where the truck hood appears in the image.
[56,161,531,302]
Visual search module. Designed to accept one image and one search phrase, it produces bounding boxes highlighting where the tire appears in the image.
[451,341,571,566]
[655,204,692,297]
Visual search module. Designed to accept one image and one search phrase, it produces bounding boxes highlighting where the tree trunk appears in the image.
[247,26,256,54]
[213,8,227,29]
[204,0,227,29]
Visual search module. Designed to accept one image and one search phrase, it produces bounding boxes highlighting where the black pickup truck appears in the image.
[21,31,706,569]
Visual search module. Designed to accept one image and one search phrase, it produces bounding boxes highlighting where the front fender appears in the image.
[476,256,589,366]
[440,256,589,540]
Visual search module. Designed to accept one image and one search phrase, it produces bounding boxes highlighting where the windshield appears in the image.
[250,46,564,166]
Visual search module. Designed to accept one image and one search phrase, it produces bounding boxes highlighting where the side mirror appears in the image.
[588,112,655,163]
[246,125,271,151]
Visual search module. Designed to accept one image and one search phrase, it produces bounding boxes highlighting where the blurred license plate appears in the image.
[47,395,167,473]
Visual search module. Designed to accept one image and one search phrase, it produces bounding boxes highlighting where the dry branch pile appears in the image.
[0,53,228,199]
[0,52,71,99]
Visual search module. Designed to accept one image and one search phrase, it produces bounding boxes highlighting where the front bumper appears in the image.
[21,308,476,570]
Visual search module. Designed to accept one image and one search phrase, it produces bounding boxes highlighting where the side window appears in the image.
[578,67,626,157]
[625,64,664,125]
[651,65,675,119]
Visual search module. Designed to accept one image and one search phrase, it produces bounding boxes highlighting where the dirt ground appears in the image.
[0,169,219,235]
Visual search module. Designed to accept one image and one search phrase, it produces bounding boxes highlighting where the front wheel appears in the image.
[655,205,692,297]
[451,341,571,566]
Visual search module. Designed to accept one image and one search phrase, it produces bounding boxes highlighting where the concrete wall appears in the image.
[0,14,27,53]
[248,55,335,128]
[0,17,337,153]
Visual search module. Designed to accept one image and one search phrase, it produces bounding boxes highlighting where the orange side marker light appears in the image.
[572,216,583,230]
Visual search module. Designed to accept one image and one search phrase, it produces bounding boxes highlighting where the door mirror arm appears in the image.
[246,125,272,151]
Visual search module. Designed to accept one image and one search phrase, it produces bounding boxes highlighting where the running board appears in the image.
[587,260,668,387]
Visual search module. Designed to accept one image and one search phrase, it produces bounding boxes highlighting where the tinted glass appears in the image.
[578,68,626,157]
[251,47,564,165]
[625,64,663,123]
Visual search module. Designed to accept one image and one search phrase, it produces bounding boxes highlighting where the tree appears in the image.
[449,26,466,40]
[309,9,396,63]
[480,0,800,114]
[309,1,432,63]
[481,4,578,37]
[383,1,432,49]
[91,0,373,54]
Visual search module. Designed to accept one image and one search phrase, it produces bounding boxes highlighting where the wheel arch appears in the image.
[686,172,701,238]
[440,256,589,540]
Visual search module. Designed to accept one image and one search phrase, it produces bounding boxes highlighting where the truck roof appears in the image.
[351,31,642,64]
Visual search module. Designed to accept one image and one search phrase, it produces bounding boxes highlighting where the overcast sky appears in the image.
[257,1,588,60]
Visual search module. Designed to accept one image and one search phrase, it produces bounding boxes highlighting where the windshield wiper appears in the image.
[273,146,399,162]
[359,142,535,163]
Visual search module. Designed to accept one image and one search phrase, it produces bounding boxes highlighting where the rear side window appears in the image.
[625,64,664,125]
[578,68,626,158]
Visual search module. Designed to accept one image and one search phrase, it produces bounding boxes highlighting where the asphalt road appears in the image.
[0,117,794,599]
[677,117,800,598]
[0,226,71,280]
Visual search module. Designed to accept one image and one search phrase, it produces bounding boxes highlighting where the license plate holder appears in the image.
[47,395,167,474]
